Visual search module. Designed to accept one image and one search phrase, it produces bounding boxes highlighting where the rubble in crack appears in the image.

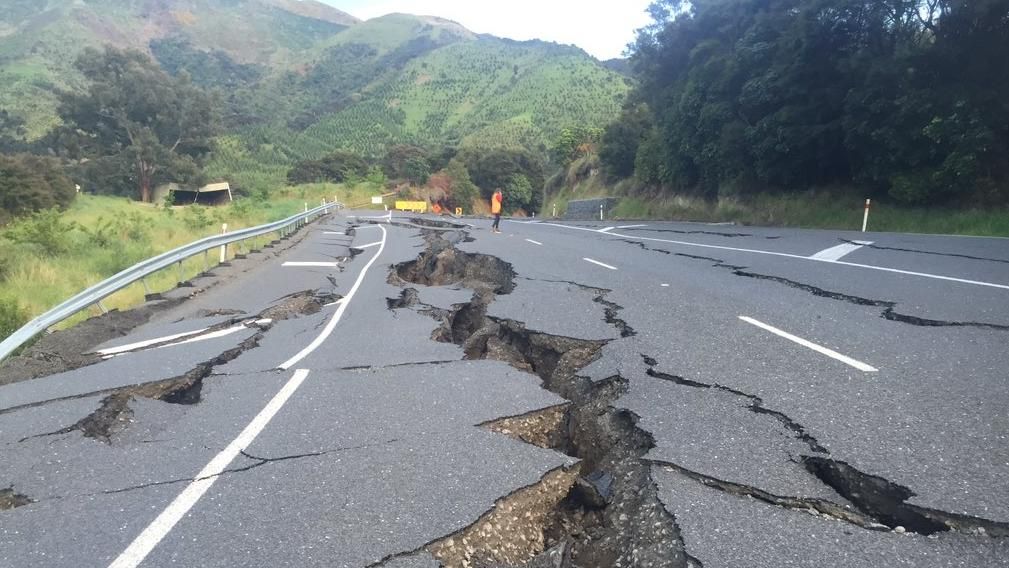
[481,405,569,450]
[427,468,580,568]
[390,230,688,567]
[260,289,342,321]
[0,488,33,511]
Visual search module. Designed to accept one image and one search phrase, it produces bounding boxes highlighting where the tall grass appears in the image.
[608,193,1009,236]
[0,182,385,339]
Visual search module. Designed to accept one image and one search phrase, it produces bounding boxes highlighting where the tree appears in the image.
[624,0,1009,204]
[58,47,219,202]
[0,154,76,221]
[382,145,431,185]
[287,150,370,184]
[503,174,534,213]
[599,103,653,179]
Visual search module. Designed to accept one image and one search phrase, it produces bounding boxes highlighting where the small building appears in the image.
[153,182,233,206]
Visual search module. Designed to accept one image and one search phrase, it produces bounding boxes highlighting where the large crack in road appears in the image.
[385,229,686,567]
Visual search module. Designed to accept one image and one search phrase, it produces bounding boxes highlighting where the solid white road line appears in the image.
[282,261,339,268]
[277,225,388,370]
[810,241,873,262]
[533,223,1009,290]
[108,368,312,568]
[323,231,344,235]
[355,241,383,249]
[617,224,648,229]
[739,316,878,372]
[96,329,208,356]
[355,225,383,230]
[583,258,618,270]
[168,325,248,347]
[599,227,616,233]
[525,239,543,246]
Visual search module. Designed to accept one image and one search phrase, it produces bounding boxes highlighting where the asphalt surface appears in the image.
[1,210,1007,567]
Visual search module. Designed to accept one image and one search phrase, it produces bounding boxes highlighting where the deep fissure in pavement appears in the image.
[642,357,1009,537]
[389,230,686,567]
[804,457,1009,537]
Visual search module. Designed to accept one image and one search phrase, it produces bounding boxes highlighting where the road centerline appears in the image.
[277,224,388,370]
[739,316,878,372]
[107,368,313,568]
[525,238,543,246]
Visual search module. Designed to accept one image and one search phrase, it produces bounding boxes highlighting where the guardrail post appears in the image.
[96,301,108,314]
[203,250,209,274]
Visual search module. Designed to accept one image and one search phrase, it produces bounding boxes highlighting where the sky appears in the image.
[321,0,654,60]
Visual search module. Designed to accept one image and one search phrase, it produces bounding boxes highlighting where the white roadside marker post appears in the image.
[862,198,871,233]
[599,203,604,221]
[219,223,228,263]
[552,203,557,218]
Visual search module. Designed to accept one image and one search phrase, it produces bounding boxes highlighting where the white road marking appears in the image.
[525,239,543,246]
[599,227,616,233]
[107,368,312,568]
[739,316,878,372]
[618,224,648,229]
[323,231,344,235]
[355,241,383,249]
[95,329,208,356]
[355,225,383,230]
[323,299,345,307]
[661,283,670,287]
[583,258,618,270]
[810,241,873,262]
[282,261,339,268]
[535,222,1009,290]
[168,325,248,347]
[278,225,388,370]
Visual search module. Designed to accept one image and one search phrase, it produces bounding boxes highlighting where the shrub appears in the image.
[0,153,76,218]
[3,208,79,255]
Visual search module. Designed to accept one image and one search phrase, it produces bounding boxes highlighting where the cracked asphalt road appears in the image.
[1,211,1007,567]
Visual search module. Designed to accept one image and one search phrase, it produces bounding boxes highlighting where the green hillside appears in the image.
[207,15,632,190]
[0,6,630,193]
[0,0,357,138]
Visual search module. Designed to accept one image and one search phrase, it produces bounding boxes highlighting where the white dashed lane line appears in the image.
[525,239,543,246]
[583,258,618,271]
[739,316,878,373]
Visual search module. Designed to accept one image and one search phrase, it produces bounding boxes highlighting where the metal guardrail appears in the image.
[0,202,339,361]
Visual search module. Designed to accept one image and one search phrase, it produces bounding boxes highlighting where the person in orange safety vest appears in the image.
[490,188,503,233]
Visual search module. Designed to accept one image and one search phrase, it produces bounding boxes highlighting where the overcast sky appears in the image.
[321,0,654,60]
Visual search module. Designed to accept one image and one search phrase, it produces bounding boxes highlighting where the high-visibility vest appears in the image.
[491,193,502,214]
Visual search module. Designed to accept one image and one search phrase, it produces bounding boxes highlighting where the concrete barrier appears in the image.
[563,198,620,220]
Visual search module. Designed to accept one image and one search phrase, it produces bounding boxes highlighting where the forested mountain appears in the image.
[599,0,1009,206]
[0,0,357,139]
[0,2,630,194]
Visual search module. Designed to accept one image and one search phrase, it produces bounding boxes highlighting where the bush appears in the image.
[3,208,80,255]
[0,153,76,219]
[181,205,213,231]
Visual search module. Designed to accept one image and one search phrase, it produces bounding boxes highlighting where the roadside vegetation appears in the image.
[0,183,381,338]
[546,0,1009,235]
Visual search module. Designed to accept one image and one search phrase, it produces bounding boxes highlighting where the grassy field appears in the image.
[607,193,1009,236]
[0,182,383,340]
